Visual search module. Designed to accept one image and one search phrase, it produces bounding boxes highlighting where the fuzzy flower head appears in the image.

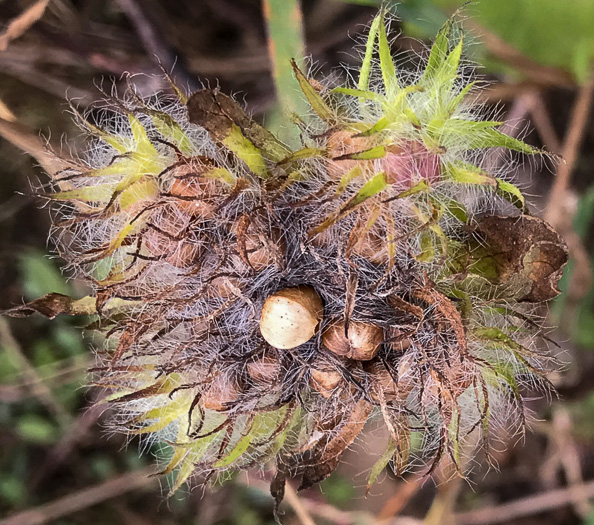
[8,10,567,511]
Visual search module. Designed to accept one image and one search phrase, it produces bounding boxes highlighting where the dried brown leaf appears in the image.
[474,215,568,302]
[0,0,50,52]
[298,399,372,490]
[187,89,288,163]
[3,293,96,319]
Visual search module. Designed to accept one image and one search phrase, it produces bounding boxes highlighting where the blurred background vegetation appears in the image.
[0,0,594,524]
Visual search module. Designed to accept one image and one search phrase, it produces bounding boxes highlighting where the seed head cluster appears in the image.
[14,11,567,505]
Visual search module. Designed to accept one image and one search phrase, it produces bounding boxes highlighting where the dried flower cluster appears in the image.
[8,11,567,507]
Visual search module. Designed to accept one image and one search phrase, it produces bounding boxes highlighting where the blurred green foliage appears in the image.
[340,0,594,82]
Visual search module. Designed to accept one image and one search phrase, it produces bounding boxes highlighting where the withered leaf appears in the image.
[270,466,287,524]
[470,215,568,302]
[298,399,372,490]
[187,90,288,166]
[2,293,96,319]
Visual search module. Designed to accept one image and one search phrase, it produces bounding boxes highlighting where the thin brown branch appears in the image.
[0,116,70,175]
[465,20,574,88]
[456,477,594,525]
[0,466,157,525]
[0,318,71,426]
[114,0,199,91]
[376,477,423,521]
[283,483,317,525]
[0,0,50,52]
[525,92,562,153]
[28,392,106,492]
[545,70,594,226]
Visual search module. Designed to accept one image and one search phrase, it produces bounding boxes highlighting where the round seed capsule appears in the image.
[322,320,383,361]
[259,286,323,350]
[246,352,281,384]
[201,375,242,412]
[243,226,286,271]
[310,367,344,399]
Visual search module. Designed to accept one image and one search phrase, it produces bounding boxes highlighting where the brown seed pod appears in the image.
[326,130,375,179]
[143,228,201,268]
[385,327,412,353]
[309,367,344,399]
[244,226,286,271]
[247,352,281,384]
[201,374,242,412]
[259,286,323,350]
[365,359,398,402]
[322,320,383,361]
[169,169,219,219]
[365,354,415,403]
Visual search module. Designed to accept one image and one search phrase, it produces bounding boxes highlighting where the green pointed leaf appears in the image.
[467,128,538,153]
[378,12,399,94]
[337,145,386,160]
[359,116,391,136]
[444,161,497,187]
[187,90,289,175]
[150,112,194,155]
[416,231,436,262]
[214,432,254,468]
[422,17,454,83]
[496,179,527,211]
[482,361,520,400]
[291,60,335,123]
[437,38,463,88]
[336,165,364,195]
[311,172,389,235]
[446,81,476,116]
[51,182,119,203]
[169,433,221,494]
[391,178,430,200]
[367,439,398,492]
[278,147,326,165]
[159,446,188,476]
[436,196,469,223]
[71,107,130,153]
[359,14,381,91]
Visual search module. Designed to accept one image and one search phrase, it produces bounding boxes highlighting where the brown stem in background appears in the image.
[0,318,71,427]
[0,466,156,525]
[455,476,594,525]
[545,71,594,226]
[465,20,574,88]
[114,0,199,91]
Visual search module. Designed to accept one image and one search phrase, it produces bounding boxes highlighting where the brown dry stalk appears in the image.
[545,71,594,227]
[0,116,69,174]
[0,0,50,52]
[465,20,574,88]
[455,477,594,525]
[525,92,562,153]
[0,466,157,525]
[0,318,71,426]
[376,477,423,521]
[283,483,317,525]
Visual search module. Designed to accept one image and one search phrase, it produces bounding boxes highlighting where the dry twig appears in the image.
[456,477,594,525]
[0,0,50,51]
[0,466,157,525]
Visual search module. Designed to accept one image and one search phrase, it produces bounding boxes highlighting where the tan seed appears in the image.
[259,286,323,350]
[323,320,383,361]
[246,352,281,384]
[201,375,242,412]
[310,367,344,399]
